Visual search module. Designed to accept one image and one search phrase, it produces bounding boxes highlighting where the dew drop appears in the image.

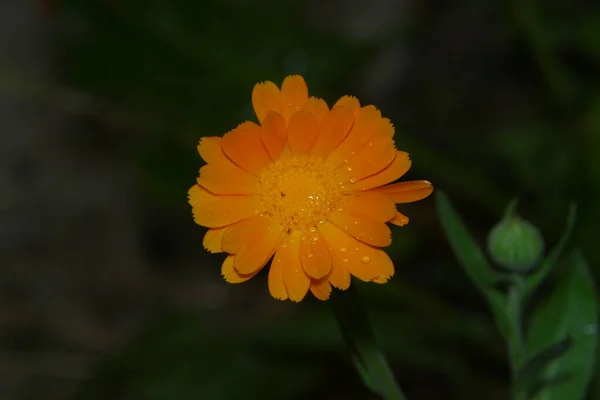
[342,258,349,263]
[312,236,319,241]
[340,247,347,253]
[368,142,373,146]
[307,254,313,259]
[349,177,357,183]
[361,256,371,264]
[309,226,316,233]
[347,166,352,172]
[354,220,359,225]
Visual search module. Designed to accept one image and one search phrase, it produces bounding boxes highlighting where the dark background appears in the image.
[1,0,599,399]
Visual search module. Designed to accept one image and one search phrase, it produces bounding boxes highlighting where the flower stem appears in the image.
[330,283,407,400]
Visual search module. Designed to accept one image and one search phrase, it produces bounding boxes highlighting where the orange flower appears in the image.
[188,75,433,302]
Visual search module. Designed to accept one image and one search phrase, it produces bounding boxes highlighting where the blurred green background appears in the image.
[1,0,599,399]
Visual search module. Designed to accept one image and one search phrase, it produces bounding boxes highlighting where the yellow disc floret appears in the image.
[258,154,344,233]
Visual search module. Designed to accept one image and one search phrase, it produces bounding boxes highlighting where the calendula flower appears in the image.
[188,75,433,302]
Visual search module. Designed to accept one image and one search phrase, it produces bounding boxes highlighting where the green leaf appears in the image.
[524,204,577,299]
[435,191,510,338]
[526,251,598,400]
[435,191,498,290]
[513,336,573,400]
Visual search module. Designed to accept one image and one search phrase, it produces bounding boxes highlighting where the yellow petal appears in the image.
[268,253,288,300]
[351,151,411,191]
[302,96,329,123]
[260,111,287,161]
[279,231,310,302]
[280,75,309,122]
[310,279,332,301]
[222,255,257,283]
[310,106,354,158]
[374,180,434,203]
[233,219,283,275]
[340,192,396,222]
[222,122,271,175]
[328,211,392,247]
[252,81,280,123]
[203,227,227,253]
[319,221,379,282]
[299,232,332,279]
[327,106,382,167]
[287,110,319,154]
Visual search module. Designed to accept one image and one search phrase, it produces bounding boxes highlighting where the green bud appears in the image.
[487,201,545,272]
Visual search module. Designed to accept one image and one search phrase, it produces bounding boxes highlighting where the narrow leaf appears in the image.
[435,191,498,290]
[526,251,598,400]
[524,204,577,298]
[436,191,510,338]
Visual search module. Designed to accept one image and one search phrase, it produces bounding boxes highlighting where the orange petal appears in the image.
[252,81,280,123]
[190,187,259,228]
[340,192,396,222]
[203,227,227,253]
[372,250,395,283]
[374,180,434,203]
[333,95,361,112]
[222,122,271,175]
[268,253,288,300]
[188,184,209,206]
[287,111,319,154]
[197,137,226,164]
[197,163,258,195]
[278,231,310,302]
[299,232,332,279]
[350,151,412,191]
[280,75,309,122]
[260,111,287,161]
[328,211,392,247]
[376,118,395,139]
[328,254,351,290]
[311,106,354,158]
[338,135,397,183]
[303,96,329,123]
[222,255,257,283]
[319,221,379,282]
[310,279,332,301]
[222,216,264,253]
[390,211,409,226]
[233,219,283,275]
[327,106,382,167]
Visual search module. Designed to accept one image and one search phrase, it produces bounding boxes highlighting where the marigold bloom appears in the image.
[188,75,433,302]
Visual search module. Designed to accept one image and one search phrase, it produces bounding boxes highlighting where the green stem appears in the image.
[330,283,407,400]
[506,276,528,400]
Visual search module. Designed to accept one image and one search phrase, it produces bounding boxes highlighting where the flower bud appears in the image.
[487,213,545,273]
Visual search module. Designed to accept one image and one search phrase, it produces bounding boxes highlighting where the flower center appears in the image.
[258,154,344,233]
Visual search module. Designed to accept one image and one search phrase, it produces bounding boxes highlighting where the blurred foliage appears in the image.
[20,0,599,398]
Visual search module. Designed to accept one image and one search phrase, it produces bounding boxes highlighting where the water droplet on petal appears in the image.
[354,220,358,225]
[349,177,357,183]
[342,258,349,263]
[309,226,316,233]
[312,236,318,241]
[361,256,371,264]
[307,254,313,259]
[347,166,352,172]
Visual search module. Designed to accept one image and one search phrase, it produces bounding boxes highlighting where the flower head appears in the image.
[189,75,433,302]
